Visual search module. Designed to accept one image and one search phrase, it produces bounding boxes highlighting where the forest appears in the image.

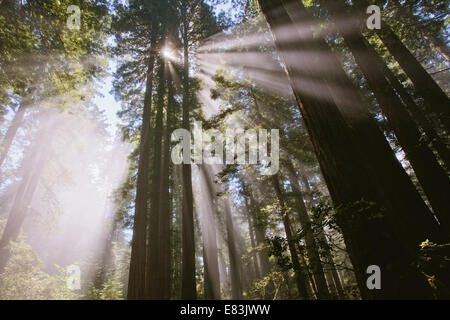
[0,0,449,301]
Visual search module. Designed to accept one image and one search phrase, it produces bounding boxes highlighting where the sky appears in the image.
[93,1,236,138]
[92,60,121,137]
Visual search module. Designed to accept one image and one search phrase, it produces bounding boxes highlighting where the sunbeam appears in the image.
[1,0,448,303]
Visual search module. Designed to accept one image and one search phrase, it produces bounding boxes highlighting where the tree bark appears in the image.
[127,42,156,300]
[374,42,450,170]
[259,0,439,299]
[181,13,196,299]
[299,169,346,299]
[0,102,27,169]
[247,189,272,278]
[0,119,55,273]
[223,196,243,299]
[146,59,166,299]
[389,0,450,62]
[199,165,221,300]
[245,199,261,280]
[375,19,450,132]
[271,174,311,299]
[325,0,450,233]
[423,34,450,62]
[285,161,330,299]
[157,72,174,299]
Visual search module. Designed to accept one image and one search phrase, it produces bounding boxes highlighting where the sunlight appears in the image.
[1,0,446,303]
[161,47,176,61]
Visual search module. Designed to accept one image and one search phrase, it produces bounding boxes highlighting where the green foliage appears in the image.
[251,272,284,300]
[88,273,124,300]
[86,238,130,300]
[0,239,80,300]
[418,241,450,299]
[0,0,110,140]
[267,236,292,272]
[3,0,447,301]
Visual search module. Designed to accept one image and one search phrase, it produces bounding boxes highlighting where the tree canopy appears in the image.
[0,0,449,302]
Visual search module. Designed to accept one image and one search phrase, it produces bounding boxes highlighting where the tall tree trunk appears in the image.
[223,197,243,299]
[157,72,174,299]
[374,19,450,132]
[321,256,338,299]
[202,246,211,299]
[246,187,272,278]
[282,0,440,244]
[218,240,230,297]
[199,165,221,300]
[127,42,156,300]
[325,1,450,232]
[284,161,330,299]
[389,0,450,62]
[181,16,196,299]
[318,231,346,299]
[145,60,166,299]
[423,33,450,62]
[93,215,117,291]
[171,165,183,299]
[299,168,347,299]
[0,119,55,273]
[373,42,450,170]
[245,199,261,280]
[0,102,27,169]
[259,0,439,299]
[299,249,317,298]
[271,175,311,299]
[282,271,294,299]
[245,188,275,300]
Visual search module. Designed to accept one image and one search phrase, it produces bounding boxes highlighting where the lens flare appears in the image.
[162,47,175,60]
